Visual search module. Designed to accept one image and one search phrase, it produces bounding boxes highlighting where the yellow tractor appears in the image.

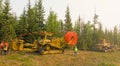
[96,39,116,52]
[37,31,65,55]
[12,31,65,55]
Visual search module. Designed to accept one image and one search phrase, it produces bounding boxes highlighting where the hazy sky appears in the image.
[10,0,120,30]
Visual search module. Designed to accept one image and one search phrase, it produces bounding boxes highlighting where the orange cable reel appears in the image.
[64,31,78,46]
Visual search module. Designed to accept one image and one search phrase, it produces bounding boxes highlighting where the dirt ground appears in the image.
[0,50,120,66]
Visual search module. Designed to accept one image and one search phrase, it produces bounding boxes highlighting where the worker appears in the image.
[74,46,78,56]
[0,40,9,55]
[4,41,9,55]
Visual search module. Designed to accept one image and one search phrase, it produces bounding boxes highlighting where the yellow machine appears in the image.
[12,31,65,54]
[96,39,116,52]
[37,31,65,55]
[12,38,37,51]
[12,38,23,51]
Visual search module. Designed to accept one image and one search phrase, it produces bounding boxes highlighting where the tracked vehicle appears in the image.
[96,39,116,52]
[12,31,65,55]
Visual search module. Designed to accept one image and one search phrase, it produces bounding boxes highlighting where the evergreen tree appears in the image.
[113,26,118,45]
[22,0,39,43]
[58,19,64,37]
[35,0,45,31]
[108,30,114,44]
[74,16,82,49]
[104,29,112,43]
[92,14,99,47]
[64,6,72,32]
[17,8,28,35]
[16,0,45,43]
[27,0,34,32]
[1,0,16,47]
[97,22,104,40]
[74,16,81,36]
[80,21,93,50]
[45,10,60,36]
[104,28,109,40]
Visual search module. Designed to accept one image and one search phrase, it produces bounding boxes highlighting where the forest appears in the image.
[0,0,120,50]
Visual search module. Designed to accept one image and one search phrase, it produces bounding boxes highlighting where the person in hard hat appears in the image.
[74,46,78,56]
[4,41,9,55]
[0,40,9,55]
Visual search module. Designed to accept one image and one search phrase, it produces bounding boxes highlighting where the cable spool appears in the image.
[64,31,78,46]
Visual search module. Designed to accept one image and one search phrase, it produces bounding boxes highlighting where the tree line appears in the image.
[0,0,120,50]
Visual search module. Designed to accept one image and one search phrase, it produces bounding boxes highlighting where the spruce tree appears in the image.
[17,8,28,35]
[58,19,64,37]
[74,16,81,36]
[35,0,45,31]
[113,26,118,45]
[45,10,60,36]
[74,16,81,49]
[64,6,72,32]
[1,0,16,50]
[92,14,99,47]
[23,0,38,43]
[27,0,33,32]
[80,21,93,50]
[97,23,104,40]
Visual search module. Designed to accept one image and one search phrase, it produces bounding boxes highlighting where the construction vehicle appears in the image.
[96,39,116,52]
[12,31,65,55]
[37,31,65,55]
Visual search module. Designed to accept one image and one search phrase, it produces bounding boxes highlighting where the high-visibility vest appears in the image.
[75,46,78,52]
[3,46,7,50]
[0,41,9,50]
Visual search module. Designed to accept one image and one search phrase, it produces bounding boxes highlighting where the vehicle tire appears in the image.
[39,46,45,55]
[102,46,108,52]
[39,44,49,55]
